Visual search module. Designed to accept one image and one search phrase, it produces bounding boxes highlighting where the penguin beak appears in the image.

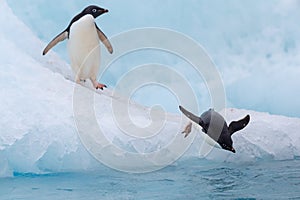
[231,147,236,153]
[103,9,109,13]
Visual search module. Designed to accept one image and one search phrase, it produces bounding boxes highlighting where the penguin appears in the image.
[42,5,113,90]
[179,106,250,153]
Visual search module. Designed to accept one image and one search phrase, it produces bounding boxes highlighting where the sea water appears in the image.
[1,159,299,199]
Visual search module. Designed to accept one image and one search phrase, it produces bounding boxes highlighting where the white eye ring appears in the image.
[92,9,97,13]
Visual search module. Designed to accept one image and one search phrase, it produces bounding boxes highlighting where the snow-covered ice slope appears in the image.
[0,1,93,177]
[0,1,183,177]
[0,1,300,177]
[6,0,300,117]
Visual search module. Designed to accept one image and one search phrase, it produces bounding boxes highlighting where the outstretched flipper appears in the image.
[42,31,68,55]
[179,106,203,126]
[96,24,113,54]
[228,115,250,135]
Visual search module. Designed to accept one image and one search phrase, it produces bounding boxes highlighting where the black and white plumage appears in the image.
[43,5,113,90]
[179,106,250,153]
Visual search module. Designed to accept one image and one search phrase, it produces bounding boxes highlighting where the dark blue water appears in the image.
[1,158,299,200]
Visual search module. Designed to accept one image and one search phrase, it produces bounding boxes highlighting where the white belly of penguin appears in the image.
[67,14,100,81]
[192,121,222,149]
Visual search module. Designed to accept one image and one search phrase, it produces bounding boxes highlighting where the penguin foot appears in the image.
[91,79,107,90]
[94,83,107,90]
[182,122,192,138]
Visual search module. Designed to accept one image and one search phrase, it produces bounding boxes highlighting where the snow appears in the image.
[6,0,300,117]
[0,1,95,177]
[0,0,300,177]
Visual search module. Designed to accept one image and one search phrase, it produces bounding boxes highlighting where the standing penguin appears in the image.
[43,5,113,90]
[179,106,250,153]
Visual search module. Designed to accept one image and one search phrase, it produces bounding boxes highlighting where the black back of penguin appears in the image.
[205,109,235,152]
[200,109,230,143]
[179,106,250,153]
[200,109,250,153]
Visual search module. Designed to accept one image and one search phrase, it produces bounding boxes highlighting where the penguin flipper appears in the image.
[228,115,250,135]
[95,24,113,54]
[42,31,68,55]
[179,106,203,126]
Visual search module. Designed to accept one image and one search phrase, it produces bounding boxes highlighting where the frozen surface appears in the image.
[0,1,300,178]
[5,0,300,117]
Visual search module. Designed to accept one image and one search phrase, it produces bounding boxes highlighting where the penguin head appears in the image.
[82,5,109,18]
[221,143,236,153]
[219,136,236,153]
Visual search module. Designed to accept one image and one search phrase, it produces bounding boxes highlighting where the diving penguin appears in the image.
[43,5,113,90]
[179,106,250,153]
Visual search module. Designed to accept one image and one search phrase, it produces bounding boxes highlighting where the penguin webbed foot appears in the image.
[91,79,107,90]
[182,122,192,138]
[95,83,107,90]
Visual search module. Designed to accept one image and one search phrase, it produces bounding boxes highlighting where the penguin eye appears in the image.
[92,8,97,13]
